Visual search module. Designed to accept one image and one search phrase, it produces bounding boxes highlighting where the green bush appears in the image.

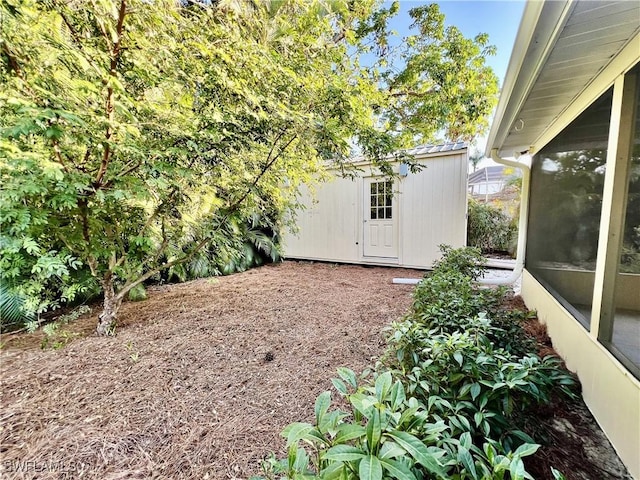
[406,246,534,355]
[387,316,575,451]
[467,199,517,254]
[256,369,543,480]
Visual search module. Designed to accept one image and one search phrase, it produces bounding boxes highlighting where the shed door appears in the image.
[363,178,398,258]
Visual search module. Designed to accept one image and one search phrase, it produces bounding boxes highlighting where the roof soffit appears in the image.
[487,0,640,158]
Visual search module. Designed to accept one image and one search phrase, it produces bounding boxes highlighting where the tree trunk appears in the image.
[96,275,122,336]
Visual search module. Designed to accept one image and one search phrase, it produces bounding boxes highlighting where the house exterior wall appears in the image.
[521,64,640,478]
[282,151,468,269]
[521,270,640,480]
[485,2,640,474]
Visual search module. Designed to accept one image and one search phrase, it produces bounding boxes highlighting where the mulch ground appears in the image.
[0,261,631,479]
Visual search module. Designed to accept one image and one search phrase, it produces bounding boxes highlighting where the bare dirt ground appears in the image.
[0,261,631,479]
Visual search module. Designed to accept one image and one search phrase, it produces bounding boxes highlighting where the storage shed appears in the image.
[283,143,468,269]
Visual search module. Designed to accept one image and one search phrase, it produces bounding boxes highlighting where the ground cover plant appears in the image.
[258,248,581,480]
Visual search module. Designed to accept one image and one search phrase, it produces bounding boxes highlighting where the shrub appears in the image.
[256,369,543,480]
[467,199,517,254]
[405,246,532,355]
[387,315,575,451]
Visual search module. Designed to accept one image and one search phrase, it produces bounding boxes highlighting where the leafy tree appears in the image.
[383,4,499,143]
[1,0,499,335]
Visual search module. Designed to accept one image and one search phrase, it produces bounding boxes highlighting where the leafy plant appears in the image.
[256,369,543,480]
[387,317,576,451]
[407,246,505,335]
[467,199,517,254]
[0,281,34,331]
[403,246,533,355]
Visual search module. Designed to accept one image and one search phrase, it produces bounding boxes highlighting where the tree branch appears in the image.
[102,160,144,189]
[388,88,436,98]
[1,42,22,78]
[78,198,91,246]
[227,131,297,214]
[54,3,105,77]
[94,0,127,188]
[52,140,71,174]
[115,234,210,301]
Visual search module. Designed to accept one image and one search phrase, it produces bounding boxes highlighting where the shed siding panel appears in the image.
[283,176,359,263]
[400,153,468,268]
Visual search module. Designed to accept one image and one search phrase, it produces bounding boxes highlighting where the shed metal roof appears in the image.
[349,141,467,164]
[486,0,640,158]
[406,142,467,156]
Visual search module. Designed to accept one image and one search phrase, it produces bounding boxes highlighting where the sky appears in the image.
[384,1,527,164]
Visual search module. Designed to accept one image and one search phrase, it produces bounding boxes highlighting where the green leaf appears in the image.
[337,367,358,388]
[386,431,447,478]
[513,443,540,458]
[374,371,393,402]
[349,393,377,417]
[359,455,383,480]
[293,447,309,472]
[474,411,484,427]
[379,457,418,480]
[453,351,464,366]
[334,424,366,444]
[331,378,348,395]
[282,422,313,446]
[323,445,367,462]
[287,442,298,471]
[511,429,536,445]
[389,380,406,410]
[459,432,472,448]
[320,462,346,480]
[379,441,406,460]
[457,446,478,480]
[470,382,481,400]
[397,406,419,428]
[315,391,332,424]
[366,408,382,452]
[509,457,526,480]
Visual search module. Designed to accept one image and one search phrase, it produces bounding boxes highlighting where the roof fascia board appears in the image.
[485,0,545,157]
[529,31,640,156]
[486,0,575,157]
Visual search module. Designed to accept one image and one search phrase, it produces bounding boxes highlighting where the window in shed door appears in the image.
[370,180,393,220]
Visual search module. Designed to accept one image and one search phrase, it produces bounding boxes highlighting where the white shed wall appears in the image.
[283,150,468,269]
[399,152,468,268]
[284,177,360,263]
